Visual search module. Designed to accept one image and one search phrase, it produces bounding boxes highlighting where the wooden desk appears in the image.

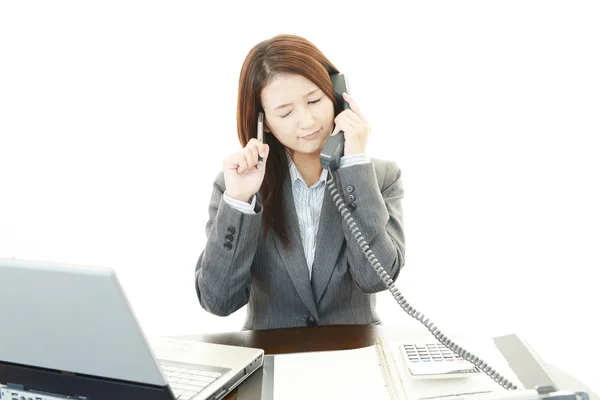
[177,324,404,400]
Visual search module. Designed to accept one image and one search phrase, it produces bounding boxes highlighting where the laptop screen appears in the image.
[0,258,166,386]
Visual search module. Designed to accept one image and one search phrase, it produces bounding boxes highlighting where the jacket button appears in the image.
[227,226,236,234]
[346,185,355,193]
[347,203,357,211]
[348,194,356,202]
[225,234,234,242]
[306,316,317,326]
[223,242,233,250]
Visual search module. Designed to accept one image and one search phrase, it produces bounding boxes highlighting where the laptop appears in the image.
[0,258,264,400]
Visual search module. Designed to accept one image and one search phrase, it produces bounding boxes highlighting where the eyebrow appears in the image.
[273,88,321,110]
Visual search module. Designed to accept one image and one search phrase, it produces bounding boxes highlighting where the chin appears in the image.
[288,146,322,158]
[286,137,327,157]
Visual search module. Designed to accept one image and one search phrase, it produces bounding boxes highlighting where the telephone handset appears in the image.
[321,73,519,391]
[319,73,351,171]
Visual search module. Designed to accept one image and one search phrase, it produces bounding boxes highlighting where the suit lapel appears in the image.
[311,173,345,305]
[272,174,319,319]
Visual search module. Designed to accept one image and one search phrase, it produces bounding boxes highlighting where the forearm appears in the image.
[195,182,263,316]
[334,161,405,293]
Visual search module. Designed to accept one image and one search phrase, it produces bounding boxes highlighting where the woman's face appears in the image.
[260,73,335,158]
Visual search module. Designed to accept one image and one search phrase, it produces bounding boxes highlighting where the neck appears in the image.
[290,151,323,187]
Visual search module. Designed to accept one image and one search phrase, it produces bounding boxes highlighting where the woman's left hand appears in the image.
[331,92,371,155]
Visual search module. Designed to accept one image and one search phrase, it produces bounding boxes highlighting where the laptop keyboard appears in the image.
[159,360,226,400]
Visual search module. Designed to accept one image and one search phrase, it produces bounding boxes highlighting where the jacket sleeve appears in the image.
[194,172,263,316]
[334,160,405,293]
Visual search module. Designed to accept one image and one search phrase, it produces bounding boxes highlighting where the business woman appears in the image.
[195,34,405,330]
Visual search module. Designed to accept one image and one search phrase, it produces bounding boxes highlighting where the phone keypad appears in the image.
[402,343,466,363]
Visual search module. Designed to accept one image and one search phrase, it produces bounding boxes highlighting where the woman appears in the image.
[195,34,405,330]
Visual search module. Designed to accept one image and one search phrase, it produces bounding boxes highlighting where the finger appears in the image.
[259,144,270,171]
[331,117,344,135]
[339,109,363,125]
[236,153,249,173]
[245,142,260,161]
[223,154,237,170]
[242,146,259,170]
[335,113,360,133]
[333,121,350,137]
[223,151,245,169]
[342,92,367,122]
[261,143,270,160]
[247,138,268,156]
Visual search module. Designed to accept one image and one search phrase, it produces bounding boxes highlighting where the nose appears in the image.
[297,106,315,129]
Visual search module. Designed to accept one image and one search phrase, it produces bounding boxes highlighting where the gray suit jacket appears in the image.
[195,158,405,330]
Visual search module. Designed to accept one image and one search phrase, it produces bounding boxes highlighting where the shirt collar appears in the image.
[286,153,328,189]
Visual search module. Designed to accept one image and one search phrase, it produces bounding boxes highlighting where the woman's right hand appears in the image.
[223,138,270,203]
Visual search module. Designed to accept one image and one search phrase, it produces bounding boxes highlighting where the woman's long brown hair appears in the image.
[236,34,342,249]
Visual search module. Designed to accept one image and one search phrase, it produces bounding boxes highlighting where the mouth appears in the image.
[301,129,321,140]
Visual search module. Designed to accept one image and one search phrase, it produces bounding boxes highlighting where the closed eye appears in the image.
[279,98,322,119]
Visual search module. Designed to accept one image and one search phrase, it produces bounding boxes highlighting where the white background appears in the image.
[1,0,598,394]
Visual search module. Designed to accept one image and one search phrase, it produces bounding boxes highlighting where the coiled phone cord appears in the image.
[326,169,519,390]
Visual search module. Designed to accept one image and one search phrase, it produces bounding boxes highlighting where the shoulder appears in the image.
[370,157,402,188]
